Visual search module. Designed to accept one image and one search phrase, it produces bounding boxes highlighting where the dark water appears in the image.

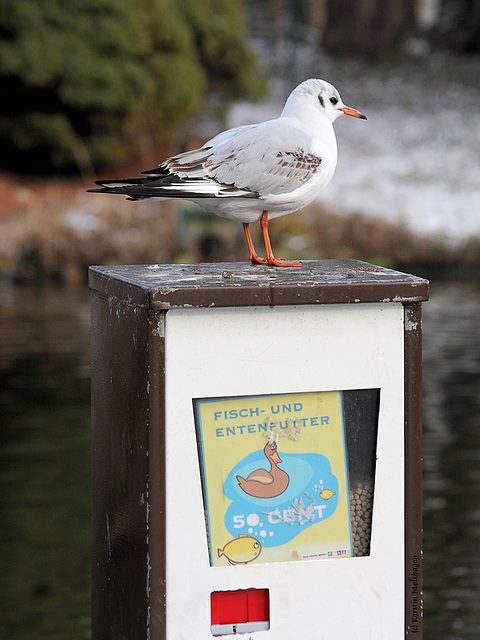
[422,283,480,639]
[0,280,479,639]
[0,286,91,640]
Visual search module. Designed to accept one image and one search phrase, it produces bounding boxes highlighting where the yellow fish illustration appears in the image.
[319,488,336,500]
[217,534,262,565]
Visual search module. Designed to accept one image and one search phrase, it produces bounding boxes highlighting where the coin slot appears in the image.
[210,588,270,636]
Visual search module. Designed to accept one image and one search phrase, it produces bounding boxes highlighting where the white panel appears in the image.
[163,304,404,640]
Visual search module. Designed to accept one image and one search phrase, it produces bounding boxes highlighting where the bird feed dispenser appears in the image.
[90,259,428,640]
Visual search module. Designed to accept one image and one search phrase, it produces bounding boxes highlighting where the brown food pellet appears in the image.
[349,481,374,556]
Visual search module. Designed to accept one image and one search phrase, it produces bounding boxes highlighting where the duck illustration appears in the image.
[236,441,290,498]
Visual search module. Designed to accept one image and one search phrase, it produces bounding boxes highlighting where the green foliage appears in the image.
[0,0,264,173]
[180,0,266,99]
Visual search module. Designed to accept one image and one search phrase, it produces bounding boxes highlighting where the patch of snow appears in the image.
[226,63,480,244]
[324,103,480,242]
[65,208,104,233]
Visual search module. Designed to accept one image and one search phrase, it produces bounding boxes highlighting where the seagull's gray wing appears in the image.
[162,122,323,197]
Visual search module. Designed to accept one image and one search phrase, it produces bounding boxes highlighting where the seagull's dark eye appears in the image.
[330,96,338,105]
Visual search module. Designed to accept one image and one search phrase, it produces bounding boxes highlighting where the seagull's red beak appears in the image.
[339,106,367,120]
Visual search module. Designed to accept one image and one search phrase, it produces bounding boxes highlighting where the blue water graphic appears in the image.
[224,451,338,547]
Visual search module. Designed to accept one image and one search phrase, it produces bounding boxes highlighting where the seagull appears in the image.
[89,78,366,267]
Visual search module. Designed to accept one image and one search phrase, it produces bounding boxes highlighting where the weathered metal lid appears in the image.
[89,259,429,309]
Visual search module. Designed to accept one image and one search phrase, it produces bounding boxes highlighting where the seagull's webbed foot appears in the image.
[250,254,269,266]
[260,211,302,268]
[267,256,303,268]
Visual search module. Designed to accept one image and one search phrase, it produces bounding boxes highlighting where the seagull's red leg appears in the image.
[260,211,302,267]
[243,222,267,265]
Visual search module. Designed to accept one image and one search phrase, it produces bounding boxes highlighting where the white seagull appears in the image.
[89,78,366,267]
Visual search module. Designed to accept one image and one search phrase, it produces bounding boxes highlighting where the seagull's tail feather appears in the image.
[88,174,259,201]
[87,177,161,201]
[90,178,146,189]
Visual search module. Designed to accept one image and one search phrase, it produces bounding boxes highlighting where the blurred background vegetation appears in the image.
[0,0,479,278]
[1,2,480,640]
[0,0,264,174]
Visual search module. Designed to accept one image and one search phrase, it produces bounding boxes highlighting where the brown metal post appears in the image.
[147,311,167,639]
[404,302,424,637]
[91,287,150,640]
[90,259,428,640]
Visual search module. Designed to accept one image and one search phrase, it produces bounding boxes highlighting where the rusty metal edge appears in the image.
[150,280,429,309]
[89,265,151,307]
[148,311,167,640]
[404,302,424,638]
[89,262,429,310]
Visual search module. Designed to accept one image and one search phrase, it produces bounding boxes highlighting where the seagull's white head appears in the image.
[281,78,367,124]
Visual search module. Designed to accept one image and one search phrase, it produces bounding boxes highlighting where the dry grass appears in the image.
[0,183,178,283]
[0,178,478,284]
[273,204,477,274]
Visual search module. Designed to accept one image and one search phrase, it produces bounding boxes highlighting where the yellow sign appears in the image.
[194,391,352,566]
